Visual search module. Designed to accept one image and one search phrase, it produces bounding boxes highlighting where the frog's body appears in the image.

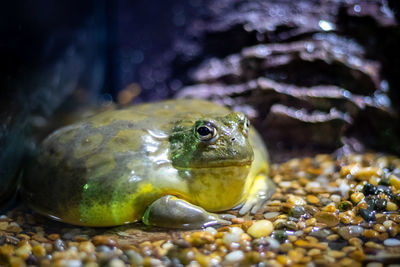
[22,99,273,227]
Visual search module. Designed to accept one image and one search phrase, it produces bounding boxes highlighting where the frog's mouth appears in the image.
[184,159,252,169]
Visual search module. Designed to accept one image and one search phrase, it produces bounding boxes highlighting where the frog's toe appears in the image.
[239,178,275,215]
[142,195,232,229]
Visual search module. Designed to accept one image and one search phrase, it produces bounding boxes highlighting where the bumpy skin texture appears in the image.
[21,99,271,227]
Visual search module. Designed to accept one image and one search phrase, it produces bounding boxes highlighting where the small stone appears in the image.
[362,184,378,196]
[247,220,274,238]
[366,263,383,267]
[288,195,306,206]
[15,243,32,260]
[350,192,364,204]
[314,211,339,227]
[225,250,244,262]
[294,240,327,250]
[79,241,95,254]
[330,194,341,203]
[125,250,143,265]
[306,195,320,204]
[338,201,353,212]
[107,258,125,267]
[32,245,46,258]
[92,236,117,247]
[349,237,363,247]
[386,201,399,211]
[328,250,345,258]
[383,238,400,246]
[288,249,303,263]
[389,174,400,189]
[363,229,379,239]
[289,206,306,218]
[263,212,280,219]
[326,234,339,241]
[186,231,214,246]
[358,208,376,222]
[337,226,363,240]
[0,222,8,231]
[365,241,384,249]
[307,248,321,256]
[48,233,60,241]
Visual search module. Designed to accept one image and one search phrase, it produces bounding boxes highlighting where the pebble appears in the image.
[314,211,339,227]
[247,220,274,238]
[306,195,320,204]
[225,250,244,262]
[389,174,400,189]
[337,226,363,240]
[263,212,280,219]
[383,238,400,246]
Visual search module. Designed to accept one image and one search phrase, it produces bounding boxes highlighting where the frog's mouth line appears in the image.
[179,160,252,169]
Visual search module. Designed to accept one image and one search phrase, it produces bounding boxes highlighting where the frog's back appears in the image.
[21,99,232,226]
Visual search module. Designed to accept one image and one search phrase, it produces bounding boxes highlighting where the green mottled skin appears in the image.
[22,99,270,226]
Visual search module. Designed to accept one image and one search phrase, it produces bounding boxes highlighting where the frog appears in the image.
[21,99,275,228]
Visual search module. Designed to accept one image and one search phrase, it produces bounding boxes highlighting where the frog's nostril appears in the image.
[231,138,236,141]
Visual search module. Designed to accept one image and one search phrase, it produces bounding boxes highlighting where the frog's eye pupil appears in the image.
[197,126,211,137]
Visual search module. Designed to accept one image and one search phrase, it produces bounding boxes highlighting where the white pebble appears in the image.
[384,238,400,246]
[225,250,244,262]
[264,212,281,219]
[230,227,244,235]
[205,227,217,236]
[280,181,291,187]
[223,232,240,245]
[330,194,341,203]
[306,181,321,189]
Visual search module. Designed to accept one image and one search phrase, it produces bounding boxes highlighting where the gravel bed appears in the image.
[1,153,400,266]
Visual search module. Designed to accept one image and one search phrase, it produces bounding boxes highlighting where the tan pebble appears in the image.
[297,221,306,229]
[307,248,321,256]
[288,235,297,242]
[294,240,327,250]
[341,246,357,253]
[79,241,95,254]
[6,222,22,233]
[373,224,386,233]
[48,234,60,241]
[16,234,30,240]
[330,194,341,203]
[15,243,32,260]
[32,244,46,258]
[349,249,365,262]
[349,237,363,247]
[340,211,354,224]
[328,250,346,258]
[351,216,364,225]
[0,221,9,231]
[363,229,379,239]
[383,220,393,229]
[365,241,384,249]
[247,220,274,238]
[314,211,339,227]
[186,231,215,246]
[276,255,291,265]
[323,204,337,213]
[386,201,399,211]
[288,195,306,206]
[340,257,358,266]
[369,176,380,186]
[305,218,316,226]
[9,256,26,267]
[288,250,303,263]
[305,236,318,243]
[108,258,125,267]
[350,192,364,204]
[231,217,245,224]
[280,243,293,252]
[357,202,369,210]
[306,195,320,204]
[389,174,400,189]
[326,234,339,241]
[92,235,117,247]
[32,234,48,243]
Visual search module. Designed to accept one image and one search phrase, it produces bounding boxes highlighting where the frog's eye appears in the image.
[196,124,218,142]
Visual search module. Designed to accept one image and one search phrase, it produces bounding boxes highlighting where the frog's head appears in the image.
[169,112,253,169]
[169,112,254,211]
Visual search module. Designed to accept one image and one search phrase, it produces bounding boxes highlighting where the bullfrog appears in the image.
[21,99,274,228]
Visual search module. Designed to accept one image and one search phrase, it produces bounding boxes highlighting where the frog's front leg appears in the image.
[142,195,234,229]
[239,173,276,215]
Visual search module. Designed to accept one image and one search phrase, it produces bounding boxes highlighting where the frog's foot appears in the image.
[142,195,233,229]
[239,175,275,215]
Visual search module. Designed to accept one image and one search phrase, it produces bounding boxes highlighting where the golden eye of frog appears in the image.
[21,99,275,228]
